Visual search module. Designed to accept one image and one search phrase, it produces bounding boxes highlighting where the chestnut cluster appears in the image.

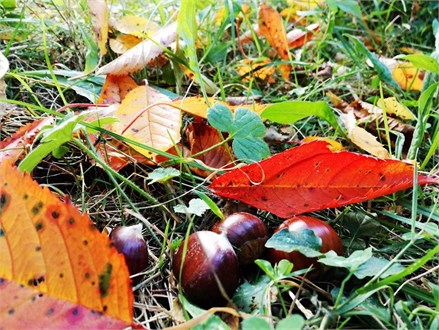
[172,213,342,308]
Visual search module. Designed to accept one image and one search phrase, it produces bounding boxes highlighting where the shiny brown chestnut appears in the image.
[211,212,268,265]
[267,216,342,272]
[172,231,239,308]
[110,224,148,276]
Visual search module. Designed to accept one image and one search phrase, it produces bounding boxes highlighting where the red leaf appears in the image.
[209,141,437,218]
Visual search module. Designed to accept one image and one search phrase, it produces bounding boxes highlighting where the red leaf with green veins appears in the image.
[209,141,437,218]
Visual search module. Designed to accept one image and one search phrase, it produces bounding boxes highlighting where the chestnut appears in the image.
[172,231,239,308]
[211,212,268,265]
[110,224,148,276]
[267,216,342,272]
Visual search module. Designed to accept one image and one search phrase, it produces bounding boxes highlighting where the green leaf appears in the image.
[233,275,271,313]
[147,168,181,184]
[276,315,305,330]
[232,137,270,162]
[173,198,210,216]
[402,54,439,74]
[261,101,340,132]
[1,0,16,9]
[52,145,70,159]
[194,191,224,220]
[277,259,294,277]
[207,103,233,132]
[18,113,83,173]
[348,35,401,90]
[354,257,405,279]
[265,229,323,258]
[254,259,275,279]
[326,0,362,18]
[192,315,231,330]
[318,248,373,271]
[232,108,266,138]
[341,212,381,239]
[242,317,271,330]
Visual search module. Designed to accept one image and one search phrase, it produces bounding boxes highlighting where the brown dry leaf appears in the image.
[111,85,181,158]
[343,111,389,159]
[287,23,320,48]
[377,97,415,120]
[237,57,276,82]
[97,21,177,75]
[153,143,190,164]
[171,96,267,119]
[186,122,235,178]
[97,74,139,104]
[392,62,424,91]
[258,2,290,80]
[87,0,109,56]
[113,15,160,38]
[109,35,142,54]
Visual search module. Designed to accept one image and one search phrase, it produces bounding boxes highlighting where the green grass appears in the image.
[1,0,438,329]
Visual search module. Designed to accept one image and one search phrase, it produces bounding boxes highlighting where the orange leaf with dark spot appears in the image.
[209,141,437,218]
[0,161,135,326]
[97,74,138,104]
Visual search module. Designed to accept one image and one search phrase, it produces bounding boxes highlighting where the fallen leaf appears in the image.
[237,58,276,82]
[179,64,219,95]
[0,117,54,163]
[287,23,319,48]
[258,2,290,80]
[0,161,134,324]
[392,62,424,91]
[171,96,267,119]
[97,21,177,75]
[113,15,160,38]
[302,136,344,151]
[343,111,390,158]
[111,85,181,158]
[377,97,415,120]
[109,35,142,54]
[0,51,9,79]
[97,74,139,104]
[87,0,109,56]
[186,122,234,177]
[209,141,437,218]
[0,279,132,328]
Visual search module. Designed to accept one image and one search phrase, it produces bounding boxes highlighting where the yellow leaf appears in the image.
[303,136,344,151]
[343,112,389,159]
[377,97,415,120]
[171,96,267,119]
[236,57,276,82]
[392,62,423,91]
[113,15,160,38]
[87,0,109,56]
[111,85,181,158]
[109,35,142,54]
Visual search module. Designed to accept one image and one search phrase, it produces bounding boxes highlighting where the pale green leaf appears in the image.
[147,168,181,184]
[232,137,270,162]
[265,229,322,258]
[402,54,439,74]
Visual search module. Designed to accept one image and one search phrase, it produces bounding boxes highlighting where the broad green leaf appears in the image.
[277,259,294,277]
[173,198,210,216]
[318,248,373,271]
[18,113,84,173]
[232,137,270,162]
[147,168,181,184]
[255,259,275,278]
[341,212,381,239]
[349,35,401,90]
[207,103,233,132]
[265,229,322,258]
[402,54,439,74]
[232,108,266,138]
[1,0,16,9]
[326,0,362,18]
[261,101,340,131]
[276,315,305,330]
[354,257,405,279]
[233,275,271,313]
[242,317,271,330]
